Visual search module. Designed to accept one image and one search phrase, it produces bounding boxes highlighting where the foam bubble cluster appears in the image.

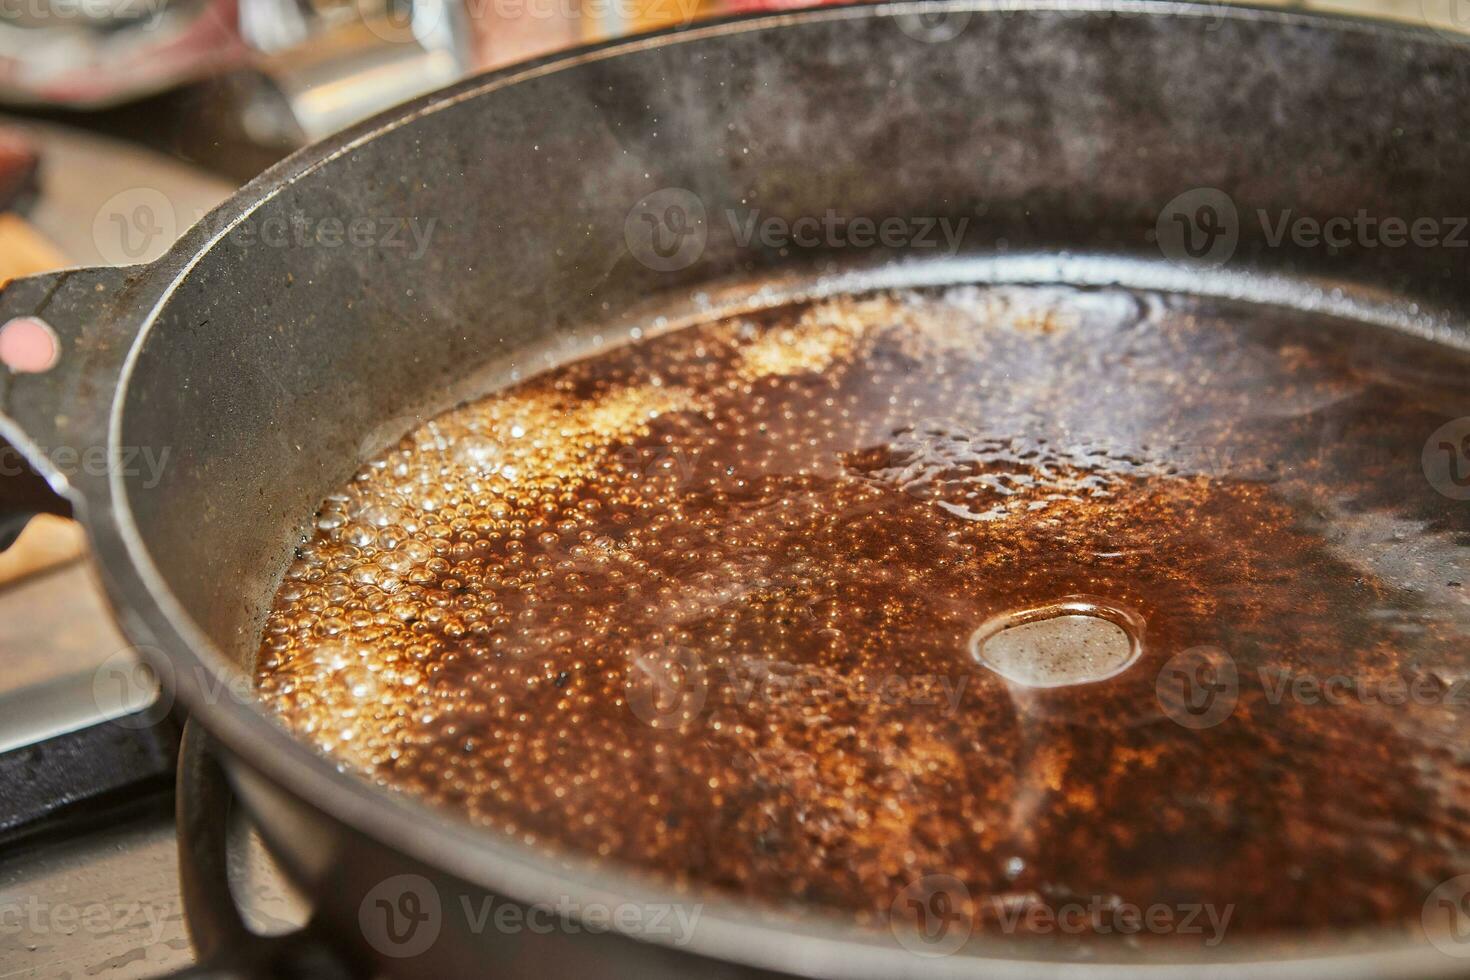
[257,285,1470,941]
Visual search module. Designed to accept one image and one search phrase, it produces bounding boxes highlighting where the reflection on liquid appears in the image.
[257,285,1470,945]
[970,596,1144,688]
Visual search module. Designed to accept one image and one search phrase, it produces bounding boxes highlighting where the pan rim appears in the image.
[91,3,1470,975]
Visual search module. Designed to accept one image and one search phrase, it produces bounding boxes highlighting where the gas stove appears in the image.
[0,569,310,978]
[0,0,1464,976]
[0,120,306,979]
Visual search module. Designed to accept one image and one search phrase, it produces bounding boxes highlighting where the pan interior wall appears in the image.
[112,7,1470,666]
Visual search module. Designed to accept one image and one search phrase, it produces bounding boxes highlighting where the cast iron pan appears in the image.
[2,2,1470,976]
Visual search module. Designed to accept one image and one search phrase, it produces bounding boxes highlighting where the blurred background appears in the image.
[0,0,1463,975]
[0,0,1465,811]
[0,0,1461,186]
[0,0,1455,272]
[0,0,1459,584]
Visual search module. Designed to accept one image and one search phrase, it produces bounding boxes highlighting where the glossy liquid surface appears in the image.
[256,285,1470,943]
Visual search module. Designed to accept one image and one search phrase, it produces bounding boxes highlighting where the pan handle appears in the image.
[0,269,352,976]
[163,720,360,980]
[0,438,67,548]
[0,265,141,548]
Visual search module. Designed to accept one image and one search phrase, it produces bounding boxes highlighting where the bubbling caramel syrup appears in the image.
[257,285,1470,944]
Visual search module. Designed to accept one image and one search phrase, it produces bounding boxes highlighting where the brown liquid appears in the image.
[257,285,1470,943]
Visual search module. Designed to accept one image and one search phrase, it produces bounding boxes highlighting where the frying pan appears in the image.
[3,1,1470,976]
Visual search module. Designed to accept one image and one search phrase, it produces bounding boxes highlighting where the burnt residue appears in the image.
[256,284,1470,943]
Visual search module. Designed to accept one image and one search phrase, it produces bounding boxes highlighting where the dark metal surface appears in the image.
[0,714,178,844]
[172,722,354,980]
[0,447,65,547]
[2,3,1470,976]
[0,720,310,978]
